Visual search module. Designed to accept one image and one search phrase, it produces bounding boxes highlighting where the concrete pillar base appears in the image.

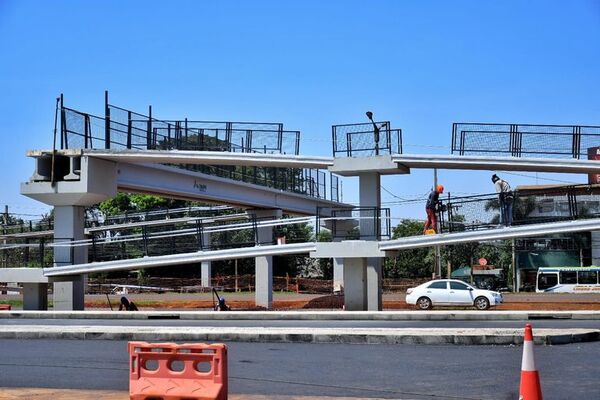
[255,256,273,309]
[366,257,383,311]
[201,261,212,288]
[22,283,48,310]
[53,277,85,311]
[343,258,367,311]
[333,257,344,292]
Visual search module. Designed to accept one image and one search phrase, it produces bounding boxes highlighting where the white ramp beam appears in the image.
[117,162,343,215]
[393,154,600,174]
[380,219,600,251]
[43,243,316,277]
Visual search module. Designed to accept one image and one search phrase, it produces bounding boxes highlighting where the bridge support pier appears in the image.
[52,206,87,311]
[201,233,211,288]
[248,209,282,309]
[343,258,366,310]
[333,258,344,292]
[22,283,48,310]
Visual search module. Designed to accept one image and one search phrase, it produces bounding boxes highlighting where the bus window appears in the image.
[577,271,598,284]
[559,271,577,284]
[538,273,558,290]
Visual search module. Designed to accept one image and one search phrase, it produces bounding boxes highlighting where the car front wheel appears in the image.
[474,296,490,310]
[416,296,433,310]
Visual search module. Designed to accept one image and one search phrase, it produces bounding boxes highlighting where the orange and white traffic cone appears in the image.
[519,323,543,400]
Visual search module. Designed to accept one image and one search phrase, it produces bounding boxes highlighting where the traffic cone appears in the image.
[519,324,543,400]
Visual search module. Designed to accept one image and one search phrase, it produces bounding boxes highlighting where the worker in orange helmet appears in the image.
[423,184,444,234]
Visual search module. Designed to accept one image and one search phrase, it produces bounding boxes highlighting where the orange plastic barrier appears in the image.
[129,341,228,400]
[0,304,11,311]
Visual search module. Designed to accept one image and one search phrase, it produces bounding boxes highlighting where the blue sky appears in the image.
[1,0,599,221]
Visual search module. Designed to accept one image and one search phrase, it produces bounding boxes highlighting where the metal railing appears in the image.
[56,92,340,201]
[316,207,391,240]
[60,91,300,155]
[332,121,402,157]
[451,122,600,159]
[439,184,600,233]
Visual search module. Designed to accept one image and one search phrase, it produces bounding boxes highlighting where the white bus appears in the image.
[536,266,600,293]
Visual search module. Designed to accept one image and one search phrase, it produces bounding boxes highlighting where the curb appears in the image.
[2,310,600,320]
[0,325,597,345]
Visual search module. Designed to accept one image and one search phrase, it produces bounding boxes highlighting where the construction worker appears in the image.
[492,174,513,226]
[424,184,444,234]
[119,296,139,311]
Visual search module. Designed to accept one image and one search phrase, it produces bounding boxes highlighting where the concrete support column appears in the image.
[201,232,211,288]
[333,257,344,292]
[53,205,87,310]
[592,231,600,265]
[343,258,367,311]
[22,283,48,310]
[358,172,381,240]
[358,172,383,311]
[366,257,383,311]
[248,209,282,309]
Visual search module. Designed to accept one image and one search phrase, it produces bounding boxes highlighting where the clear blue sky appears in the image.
[1,0,599,220]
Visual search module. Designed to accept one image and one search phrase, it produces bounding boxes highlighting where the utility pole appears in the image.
[433,169,442,278]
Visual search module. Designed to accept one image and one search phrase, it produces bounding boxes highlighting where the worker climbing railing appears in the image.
[439,184,600,233]
[451,122,600,159]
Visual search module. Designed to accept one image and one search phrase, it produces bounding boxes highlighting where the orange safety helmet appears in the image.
[436,184,444,193]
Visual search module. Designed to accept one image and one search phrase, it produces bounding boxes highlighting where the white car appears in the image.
[406,279,503,310]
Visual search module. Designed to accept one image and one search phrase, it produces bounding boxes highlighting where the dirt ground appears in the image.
[77,291,600,311]
[4,291,600,311]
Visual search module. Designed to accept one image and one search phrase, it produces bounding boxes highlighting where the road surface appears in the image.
[0,339,597,399]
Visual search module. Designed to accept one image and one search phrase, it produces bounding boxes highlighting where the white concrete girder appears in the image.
[116,163,344,215]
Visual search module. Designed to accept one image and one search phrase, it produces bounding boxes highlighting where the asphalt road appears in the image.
[1,318,600,329]
[0,339,598,399]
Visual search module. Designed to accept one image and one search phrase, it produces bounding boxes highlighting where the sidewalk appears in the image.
[0,389,387,400]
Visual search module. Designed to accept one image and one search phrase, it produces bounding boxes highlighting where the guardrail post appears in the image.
[60,94,67,149]
[104,90,111,149]
[39,239,45,268]
[91,235,97,262]
[146,105,152,149]
[127,110,132,149]
[572,126,582,159]
[142,225,149,256]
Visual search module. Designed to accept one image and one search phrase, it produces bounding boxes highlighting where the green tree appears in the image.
[384,219,435,278]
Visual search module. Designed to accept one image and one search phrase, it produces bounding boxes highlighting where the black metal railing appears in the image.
[1,219,54,235]
[451,122,600,159]
[316,207,391,240]
[332,121,402,157]
[60,92,300,155]
[439,184,600,233]
[330,173,340,203]
[57,92,341,201]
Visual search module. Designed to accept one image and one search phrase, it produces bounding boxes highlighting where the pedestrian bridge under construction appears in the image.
[8,92,600,311]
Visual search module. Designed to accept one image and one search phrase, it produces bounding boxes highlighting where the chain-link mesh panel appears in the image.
[439,184,600,233]
[317,207,391,240]
[332,121,402,157]
[452,123,600,158]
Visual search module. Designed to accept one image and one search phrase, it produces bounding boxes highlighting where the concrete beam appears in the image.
[330,155,407,176]
[28,149,335,169]
[116,162,345,215]
[43,243,317,277]
[312,241,385,258]
[21,156,117,206]
[380,219,600,251]
[393,154,600,174]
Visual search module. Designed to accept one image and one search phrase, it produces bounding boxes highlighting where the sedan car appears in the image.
[405,279,503,310]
